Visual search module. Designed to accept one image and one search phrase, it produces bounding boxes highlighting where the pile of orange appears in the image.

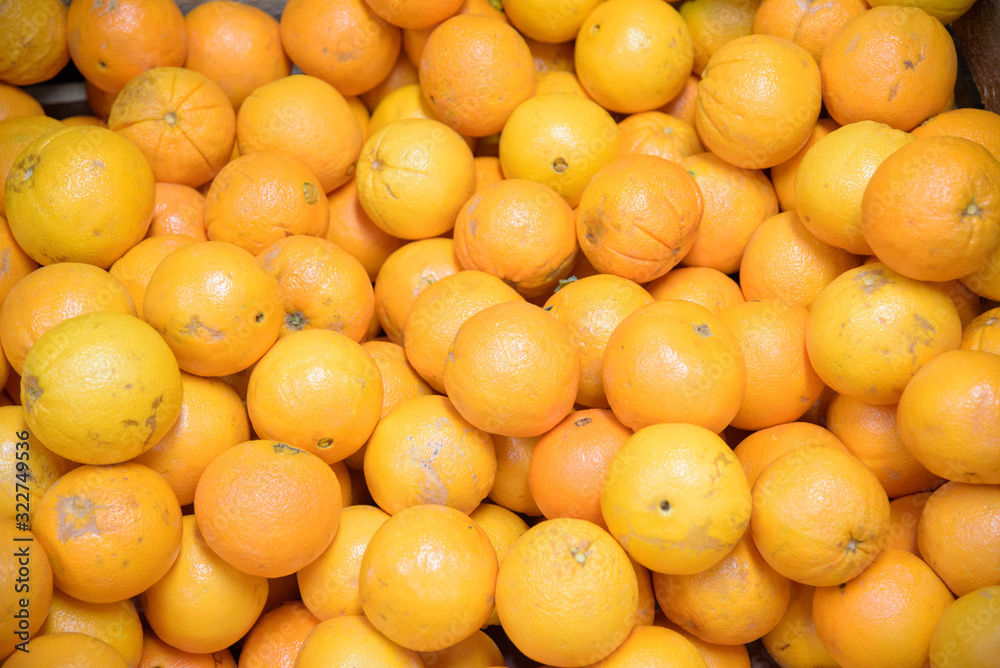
[2,0,1000,666]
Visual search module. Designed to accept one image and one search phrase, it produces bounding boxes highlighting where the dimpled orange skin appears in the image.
[918,482,1000,597]
[4,126,155,268]
[733,422,850,490]
[912,108,1000,161]
[645,267,745,314]
[695,35,821,169]
[589,625,709,668]
[0,0,70,86]
[142,241,283,377]
[0,115,63,217]
[653,533,792,646]
[761,582,839,668]
[819,6,957,132]
[294,615,424,668]
[194,440,343,578]
[32,462,183,604]
[576,154,704,284]
[0,522,53,660]
[601,300,746,433]
[750,447,891,587]
[247,329,383,464]
[812,549,955,668]
[805,263,962,405]
[495,518,638,667]
[602,423,752,576]
[443,300,580,438]
[2,632,129,668]
[962,307,1000,353]
[359,504,498,652]
[543,274,654,408]
[364,394,495,514]
[419,15,537,137]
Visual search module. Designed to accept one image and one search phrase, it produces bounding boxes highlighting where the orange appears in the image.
[0,0,69,86]
[109,235,195,319]
[543,273,653,408]
[194,440,342,578]
[247,330,382,464]
[454,179,577,298]
[83,80,115,119]
[444,300,580,437]
[883,491,931,556]
[184,0,291,110]
[468,502,530,626]
[293,615,423,668]
[108,67,235,188]
[400,0,508,70]
[498,92,619,208]
[805,263,962,405]
[645,267,744,314]
[695,34,821,169]
[761,583,838,668]
[146,183,206,241]
[204,151,331,254]
[503,0,601,43]
[280,0,400,96]
[660,74,700,127]
[0,262,136,375]
[896,349,1000,484]
[257,235,374,342]
[819,6,956,131]
[653,532,790,645]
[681,0,758,75]
[827,393,944,499]
[143,241,282,377]
[963,240,1000,301]
[862,136,1000,282]
[5,126,154,268]
[356,118,476,239]
[602,422,751,574]
[575,0,693,113]
[66,0,186,94]
[912,107,1000,161]
[403,269,522,393]
[751,446,891,586]
[325,179,405,281]
[617,111,703,164]
[795,121,915,256]
[237,601,320,668]
[361,52,420,110]
[525,37,576,74]
[0,84,43,121]
[375,238,462,345]
[739,211,862,307]
[0,406,71,526]
[528,409,630,527]
[141,515,267,654]
[497,518,637,666]
[918,482,1000,596]
[929,585,1000,668]
[367,0,464,29]
[679,152,778,275]
[752,0,867,63]
[771,118,839,212]
[0,115,63,217]
[136,631,236,668]
[236,74,363,193]
[360,504,497,651]
[0,521,52,660]
[296,504,390,619]
[932,279,982,328]
[21,311,182,465]
[2,632,128,667]
[813,549,955,668]
[419,15,536,137]
[364,394,495,513]
[576,154,704,283]
[32,462,182,603]
[419,630,504,666]
[733,421,849,489]
[718,299,824,430]
[602,300,746,433]
[589,625,708,668]
[488,435,542,516]
[961,306,1000,353]
[656,616,752,668]
[131,372,251,507]
[474,155,505,192]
